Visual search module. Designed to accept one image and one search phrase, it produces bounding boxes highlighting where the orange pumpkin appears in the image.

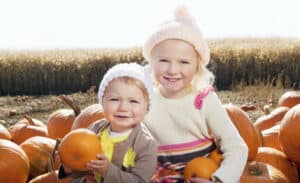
[16,115,46,127]
[8,116,48,144]
[224,104,262,160]
[58,129,102,171]
[255,147,299,183]
[71,104,104,130]
[47,96,81,139]
[208,149,223,166]
[20,136,59,178]
[47,109,76,139]
[254,106,289,131]
[0,123,11,140]
[184,157,218,181]
[0,139,30,183]
[28,170,72,183]
[279,104,300,168]
[261,124,283,152]
[240,161,289,183]
[278,91,300,108]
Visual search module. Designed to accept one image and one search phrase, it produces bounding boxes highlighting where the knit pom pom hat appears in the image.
[98,63,153,111]
[143,5,210,66]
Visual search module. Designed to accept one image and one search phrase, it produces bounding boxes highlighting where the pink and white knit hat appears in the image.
[143,5,210,66]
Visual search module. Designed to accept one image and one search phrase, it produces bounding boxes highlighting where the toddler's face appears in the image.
[102,79,148,132]
[150,39,198,98]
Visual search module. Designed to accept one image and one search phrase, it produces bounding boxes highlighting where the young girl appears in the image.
[142,5,248,183]
[58,63,157,183]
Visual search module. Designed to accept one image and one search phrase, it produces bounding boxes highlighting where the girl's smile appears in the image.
[151,39,198,98]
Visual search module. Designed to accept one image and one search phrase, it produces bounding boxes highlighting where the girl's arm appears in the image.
[203,92,248,183]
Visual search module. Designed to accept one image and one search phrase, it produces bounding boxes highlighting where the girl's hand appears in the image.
[87,154,110,176]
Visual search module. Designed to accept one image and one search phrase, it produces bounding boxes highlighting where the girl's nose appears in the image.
[167,62,178,75]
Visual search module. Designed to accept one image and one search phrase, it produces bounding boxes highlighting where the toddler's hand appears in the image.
[87,154,109,176]
[85,171,97,183]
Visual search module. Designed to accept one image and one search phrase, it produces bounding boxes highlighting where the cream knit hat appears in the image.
[143,5,210,66]
[98,63,153,110]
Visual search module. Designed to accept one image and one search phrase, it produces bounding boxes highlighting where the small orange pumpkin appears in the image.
[47,96,81,139]
[255,147,299,183]
[47,109,76,139]
[254,106,289,131]
[0,139,30,183]
[0,123,11,140]
[58,129,102,171]
[278,91,300,108]
[8,116,48,144]
[239,161,289,183]
[208,149,223,166]
[184,157,218,181]
[28,170,72,183]
[16,115,46,127]
[20,136,59,178]
[224,104,262,161]
[279,104,300,168]
[261,124,283,152]
[71,104,104,130]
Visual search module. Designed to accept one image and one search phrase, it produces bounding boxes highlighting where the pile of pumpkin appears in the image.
[0,91,300,183]
[0,96,104,183]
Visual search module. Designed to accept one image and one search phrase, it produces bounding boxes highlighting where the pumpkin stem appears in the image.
[47,138,61,172]
[59,95,81,116]
[23,115,34,125]
[248,161,263,176]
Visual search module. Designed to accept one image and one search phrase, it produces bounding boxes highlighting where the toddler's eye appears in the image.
[109,98,119,101]
[159,59,168,63]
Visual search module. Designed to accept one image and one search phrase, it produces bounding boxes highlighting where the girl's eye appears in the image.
[130,99,139,104]
[180,60,190,64]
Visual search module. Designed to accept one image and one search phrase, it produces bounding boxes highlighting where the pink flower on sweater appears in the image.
[194,86,215,109]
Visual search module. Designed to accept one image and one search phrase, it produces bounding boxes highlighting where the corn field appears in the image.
[0,38,299,95]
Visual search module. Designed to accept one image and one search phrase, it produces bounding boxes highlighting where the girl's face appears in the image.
[151,39,198,98]
[102,79,148,132]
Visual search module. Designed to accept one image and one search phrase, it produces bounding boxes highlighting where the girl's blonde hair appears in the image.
[192,63,215,91]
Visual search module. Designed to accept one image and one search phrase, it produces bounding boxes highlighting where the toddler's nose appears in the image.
[118,101,130,111]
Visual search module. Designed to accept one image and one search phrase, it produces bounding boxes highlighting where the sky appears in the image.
[0,0,299,49]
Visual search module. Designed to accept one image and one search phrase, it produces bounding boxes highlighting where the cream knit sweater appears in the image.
[144,88,248,183]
